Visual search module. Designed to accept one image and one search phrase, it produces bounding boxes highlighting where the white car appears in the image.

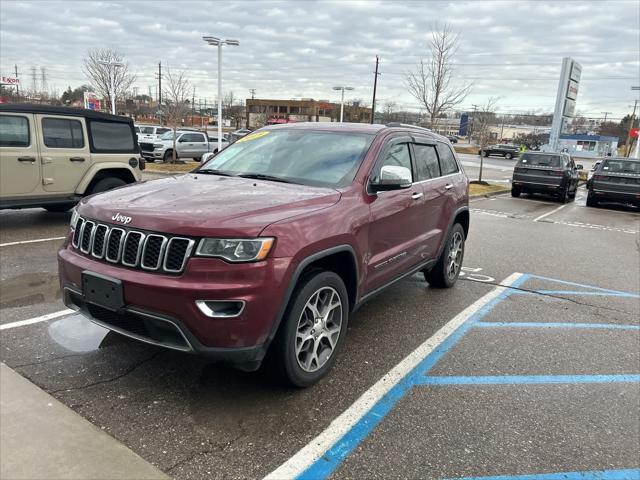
[134,125,171,143]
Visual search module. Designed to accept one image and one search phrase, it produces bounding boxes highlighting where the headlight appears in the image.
[70,208,79,229]
[195,238,274,262]
[153,143,164,148]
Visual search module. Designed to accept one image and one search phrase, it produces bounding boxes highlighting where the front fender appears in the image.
[76,162,141,194]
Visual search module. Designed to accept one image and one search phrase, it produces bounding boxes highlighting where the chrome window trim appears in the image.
[79,221,95,254]
[141,234,169,271]
[105,227,126,263]
[121,231,146,267]
[91,224,109,259]
[163,237,195,273]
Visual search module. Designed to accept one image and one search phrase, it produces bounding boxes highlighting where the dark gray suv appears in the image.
[511,152,582,203]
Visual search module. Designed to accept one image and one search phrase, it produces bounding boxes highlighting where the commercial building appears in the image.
[557,134,619,157]
[245,98,371,128]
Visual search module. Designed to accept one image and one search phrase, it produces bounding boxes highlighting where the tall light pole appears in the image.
[98,60,123,115]
[333,86,354,122]
[203,35,239,152]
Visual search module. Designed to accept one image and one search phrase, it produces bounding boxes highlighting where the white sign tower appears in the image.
[548,57,581,152]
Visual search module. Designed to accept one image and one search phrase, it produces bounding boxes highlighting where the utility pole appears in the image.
[31,66,37,96]
[40,67,47,95]
[249,88,256,100]
[14,64,19,99]
[624,99,637,158]
[370,55,380,124]
[155,62,162,105]
[601,111,612,123]
[192,86,196,126]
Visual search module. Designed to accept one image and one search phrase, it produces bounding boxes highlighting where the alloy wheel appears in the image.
[447,231,463,279]
[295,286,343,373]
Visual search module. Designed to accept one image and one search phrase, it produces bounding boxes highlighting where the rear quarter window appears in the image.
[88,120,135,152]
[436,143,459,175]
[0,115,30,147]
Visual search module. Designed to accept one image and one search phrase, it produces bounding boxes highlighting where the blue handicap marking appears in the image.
[295,273,640,480]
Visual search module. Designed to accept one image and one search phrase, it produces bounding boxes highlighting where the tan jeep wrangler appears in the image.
[0,104,143,212]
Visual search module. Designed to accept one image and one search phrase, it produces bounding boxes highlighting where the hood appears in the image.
[79,174,341,237]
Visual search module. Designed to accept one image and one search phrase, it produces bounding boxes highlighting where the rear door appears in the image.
[36,114,90,193]
[0,113,41,197]
[365,137,426,292]
[188,132,209,157]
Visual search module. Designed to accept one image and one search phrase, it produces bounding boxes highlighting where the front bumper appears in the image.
[58,242,293,364]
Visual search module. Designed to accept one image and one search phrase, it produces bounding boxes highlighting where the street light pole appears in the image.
[98,60,124,115]
[203,35,239,152]
[332,86,354,122]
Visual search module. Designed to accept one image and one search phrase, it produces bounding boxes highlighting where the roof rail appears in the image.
[385,122,432,132]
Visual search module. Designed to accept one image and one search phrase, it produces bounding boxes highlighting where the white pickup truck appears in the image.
[139,130,229,162]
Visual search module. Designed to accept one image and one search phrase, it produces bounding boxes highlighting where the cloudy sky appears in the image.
[1,0,638,120]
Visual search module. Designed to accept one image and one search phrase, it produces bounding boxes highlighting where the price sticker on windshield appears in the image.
[236,131,270,143]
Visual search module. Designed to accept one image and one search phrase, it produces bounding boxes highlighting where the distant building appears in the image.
[557,134,619,157]
[245,98,371,128]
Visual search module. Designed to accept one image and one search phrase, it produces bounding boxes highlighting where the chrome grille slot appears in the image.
[92,225,108,258]
[141,234,167,271]
[105,228,125,263]
[72,218,84,248]
[80,221,95,253]
[122,231,145,267]
[164,238,195,273]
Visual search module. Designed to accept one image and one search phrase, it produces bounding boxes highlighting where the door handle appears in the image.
[17,156,36,163]
[411,192,424,200]
[444,184,454,190]
[69,157,85,162]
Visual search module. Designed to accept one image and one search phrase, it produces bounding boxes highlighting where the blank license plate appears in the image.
[82,271,124,311]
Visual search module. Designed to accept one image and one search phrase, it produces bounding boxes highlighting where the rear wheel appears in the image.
[586,193,598,207]
[482,150,489,157]
[90,177,127,195]
[272,270,349,387]
[559,186,571,203]
[511,188,521,198]
[505,152,513,160]
[424,223,465,288]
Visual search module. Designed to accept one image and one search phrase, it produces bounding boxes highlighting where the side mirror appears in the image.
[576,164,583,170]
[201,152,214,163]
[371,165,412,192]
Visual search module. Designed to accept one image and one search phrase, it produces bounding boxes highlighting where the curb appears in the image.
[469,187,511,199]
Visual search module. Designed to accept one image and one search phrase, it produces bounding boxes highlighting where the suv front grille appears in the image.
[139,142,155,152]
[72,216,195,274]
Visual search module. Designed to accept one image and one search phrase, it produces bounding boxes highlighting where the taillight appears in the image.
[593,174,607,180]
[550,170,564,176]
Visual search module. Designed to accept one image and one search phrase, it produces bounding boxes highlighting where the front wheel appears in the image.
[90,177,127,195]
[481,150,489,157]
[505,152,513,159]
[272,270,349,387]
[44,203,75,213]
[424,223,465,288]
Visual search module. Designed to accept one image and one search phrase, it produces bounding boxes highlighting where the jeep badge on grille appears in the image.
[112,213,132,225]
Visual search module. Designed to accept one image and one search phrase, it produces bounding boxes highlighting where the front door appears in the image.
[37,114,91,193]
[366,140,427,292]
[0,113,41,198]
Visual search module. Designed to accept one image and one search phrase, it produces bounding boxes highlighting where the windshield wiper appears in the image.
[237,173,297,184]
[196,169,236,177]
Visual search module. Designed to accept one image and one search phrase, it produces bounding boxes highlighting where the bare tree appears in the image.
[473,97,500,183]
[380,101,398,124]
[223,91,245,129]
[162,68,191,163]
[82,48,136,113]
[405,23,472,128]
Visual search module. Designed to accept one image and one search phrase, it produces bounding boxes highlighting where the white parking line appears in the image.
[533,204,568,222]
[0,309,75,331]
[264,273,524,480]
[0,236,66,247]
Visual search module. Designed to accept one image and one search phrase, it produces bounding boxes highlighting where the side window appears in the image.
[156,128,170,135]
[194,133,206,142]
[372,143,413,183]
[436,143,459,175]
[0,115,30,147]
[89,121,135,152]
[180,133,198,142]
[413,144,441,181]
[42,118,84,148]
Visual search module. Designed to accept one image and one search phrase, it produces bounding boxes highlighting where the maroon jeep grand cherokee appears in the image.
[58,123,469,386]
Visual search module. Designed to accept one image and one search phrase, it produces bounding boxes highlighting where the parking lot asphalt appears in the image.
[1,178,639,479]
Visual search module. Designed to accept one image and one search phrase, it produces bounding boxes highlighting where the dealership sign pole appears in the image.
[548,57,581,152]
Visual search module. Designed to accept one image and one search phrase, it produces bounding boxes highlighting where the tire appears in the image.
[559,186,570,204]
[163,150,173,163]
[44,203,75,213]
[505,153,513,160]
[482,150,489,157]
[424,223,465,288]
[586,193,597,207]
[272,270,349,387]
[511,188,521,198]
[90,177,127,195]
[193,157,200,162]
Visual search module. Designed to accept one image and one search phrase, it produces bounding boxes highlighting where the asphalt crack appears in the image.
[46,351,162,395]
[460,277,638,317]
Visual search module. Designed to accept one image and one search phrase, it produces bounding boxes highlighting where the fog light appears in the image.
[196,300,245,318]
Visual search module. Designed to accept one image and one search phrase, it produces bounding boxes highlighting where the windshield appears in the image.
[601,159,640,174]
[159,131,177,140]
[519,153,561,167]
[198,130,374,188]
